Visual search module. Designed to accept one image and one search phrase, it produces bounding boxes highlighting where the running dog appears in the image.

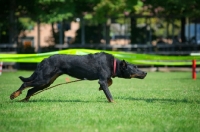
[10,52,147,102]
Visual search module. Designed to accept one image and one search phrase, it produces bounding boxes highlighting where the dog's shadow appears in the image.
[12,97,200,104]
[22,99,106,103]
[123,97,200,104]
[13,97,200,104]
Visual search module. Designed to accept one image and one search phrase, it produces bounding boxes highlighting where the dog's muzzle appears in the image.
[130,72,147,79]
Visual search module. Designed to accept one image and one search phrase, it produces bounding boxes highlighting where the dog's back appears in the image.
[47,52,114,80]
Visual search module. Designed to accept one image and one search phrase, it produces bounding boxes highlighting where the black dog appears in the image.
[10,52,147,102]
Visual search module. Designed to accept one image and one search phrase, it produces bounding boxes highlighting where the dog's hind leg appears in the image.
[20,73,61,101]
[10,82,33,100]
[10,71,40,100]
[10,78,51,100]
[99,78,113,91]
[20,84,50,102]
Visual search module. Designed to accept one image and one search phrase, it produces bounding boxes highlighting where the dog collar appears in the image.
[113,59,117,77]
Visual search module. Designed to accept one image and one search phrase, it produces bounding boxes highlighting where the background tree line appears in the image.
[0,0,200,45]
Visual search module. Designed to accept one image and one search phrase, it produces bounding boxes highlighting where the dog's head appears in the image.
[118,60,147,79]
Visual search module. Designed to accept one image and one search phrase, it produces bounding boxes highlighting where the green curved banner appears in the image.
[0,49,200,66]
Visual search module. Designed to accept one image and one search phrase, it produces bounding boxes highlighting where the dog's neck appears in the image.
[112,59,117,77]
[113,59,125,78]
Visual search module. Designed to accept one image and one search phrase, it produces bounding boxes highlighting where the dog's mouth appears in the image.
[130,72,147,79]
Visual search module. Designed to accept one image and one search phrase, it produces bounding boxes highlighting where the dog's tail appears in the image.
[19,76,31,82]
[19,72,37,82]
[19,59,46,82]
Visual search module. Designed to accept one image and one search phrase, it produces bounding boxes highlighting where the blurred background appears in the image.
[0,0,200,70]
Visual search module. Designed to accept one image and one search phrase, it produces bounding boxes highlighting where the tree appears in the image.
[4,0,199,45]
[92,0,139,44]
[142,0,200,17]
[0,0,100,44]
[142,0,200,42]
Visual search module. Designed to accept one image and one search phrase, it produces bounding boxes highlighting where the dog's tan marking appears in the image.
[107,78,113,87]
[10,91,22,100]
[10,84,31,100]
[130,74,136,78]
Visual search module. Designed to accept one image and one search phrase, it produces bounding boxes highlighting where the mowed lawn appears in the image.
[0,71,200,132]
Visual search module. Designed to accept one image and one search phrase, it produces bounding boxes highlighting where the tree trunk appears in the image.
[37,20,40,53]
[105,25,110,45]
[51,23,59,44]
[59,21,64,44]
[81,17,85,45]
[181,17,186,43]
[130,17,137,44]
[51,23,56,38]
[9,0,16,44]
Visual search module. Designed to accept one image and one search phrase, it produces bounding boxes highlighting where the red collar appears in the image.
[113,59,117,77]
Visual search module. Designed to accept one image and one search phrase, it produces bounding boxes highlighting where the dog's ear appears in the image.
[120,60,127,70]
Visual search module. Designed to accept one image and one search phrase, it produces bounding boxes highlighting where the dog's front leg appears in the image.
[99,78,112,91]
[99,79,114,102]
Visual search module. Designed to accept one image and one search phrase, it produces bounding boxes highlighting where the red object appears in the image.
[192,60,196,79]
[113,59,117,77]
[66,77,70,82]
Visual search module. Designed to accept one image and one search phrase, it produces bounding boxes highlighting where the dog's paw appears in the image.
[110,100,115,103]
[108,99,115,103]
[10,91,21,100]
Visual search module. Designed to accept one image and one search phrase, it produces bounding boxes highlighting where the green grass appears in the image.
[0,71,200,132]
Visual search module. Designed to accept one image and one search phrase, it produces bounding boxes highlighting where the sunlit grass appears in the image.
[0,71,200,132]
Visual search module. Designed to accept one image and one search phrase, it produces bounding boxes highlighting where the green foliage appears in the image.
[143,0,200,17]
[93,0,138,22]
[22,0,74,23]
[0,71,200,132]
[1,0,200,44]
[18,18,35,30]
[1,0,200,25]
[74,25,103,44]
